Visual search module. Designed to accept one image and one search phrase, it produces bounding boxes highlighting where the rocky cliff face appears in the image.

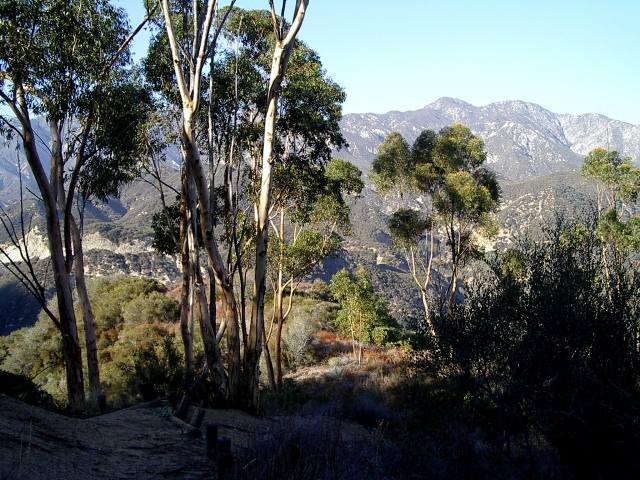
[2,98,638,332]
[338,97,639,182]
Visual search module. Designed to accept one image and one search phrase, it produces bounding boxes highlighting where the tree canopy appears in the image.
[371,123,500,320]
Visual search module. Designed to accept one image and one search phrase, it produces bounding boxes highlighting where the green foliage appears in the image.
[116,334,185,399]
[0,276,182,404]
[0,0,131,119]
[271,230,341,281]
[151,201,181,255]
[310,158,364,232]
[330,268,400,346]
[582,147,640,253]
[433,122,486,171]
[434,171,499,221]
[0,314,66,399]
[0,0,150,205]
[582,147,640,208]
[420,215,640,478]
[91,277,181,402]
[309,279,332,301]
[372,123,501,318]
[91,276,175,333]
[498,248,525,277]
[596,209,640,250]
[370,132,414,198]
[0,370,55,409]
[430,127,501,258]
[388,208,430,249]
[206,6,346,168]
[79,76,156,202]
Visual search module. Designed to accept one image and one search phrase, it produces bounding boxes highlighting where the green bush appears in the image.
[0,370,55,409]
[419,214,640,479]
[0,276,183,405]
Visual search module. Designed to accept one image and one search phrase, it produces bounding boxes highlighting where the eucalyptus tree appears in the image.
[582,147,640,291]
[211,2,344,398]
[267,158,363,387]
[153,1,314,410]
[330,268,397,364]
[154,0,238,400]
[245,0,310,411]
[582,148,640,215]
[0,0,156,410]
[372,129,440,326]
[431,123,500,311]
[371,129,439,324]
[372,123,500,321]
[370,132,414,204]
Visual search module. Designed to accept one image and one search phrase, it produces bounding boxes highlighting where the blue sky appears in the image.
[119,0,640,124]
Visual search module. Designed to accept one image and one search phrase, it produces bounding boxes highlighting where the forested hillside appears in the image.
[2,2,640,479]
[1,103,632,332]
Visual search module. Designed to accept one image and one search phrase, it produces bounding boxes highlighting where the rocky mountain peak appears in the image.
[338,98,639,182]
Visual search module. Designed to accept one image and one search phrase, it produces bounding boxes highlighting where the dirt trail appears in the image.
[0,394,264,479]
[0,393,373,480]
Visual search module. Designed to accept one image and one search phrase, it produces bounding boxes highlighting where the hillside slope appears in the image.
[1,98,632,332]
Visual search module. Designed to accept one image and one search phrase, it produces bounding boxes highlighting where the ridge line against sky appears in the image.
[119,0,640,125]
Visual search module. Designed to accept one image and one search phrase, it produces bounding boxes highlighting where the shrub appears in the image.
[418,214,640,479]
[231,414,383,480]
[0,370,56,409]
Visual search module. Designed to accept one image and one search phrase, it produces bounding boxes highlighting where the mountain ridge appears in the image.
[338,97,640,182]
[0,97,635,332]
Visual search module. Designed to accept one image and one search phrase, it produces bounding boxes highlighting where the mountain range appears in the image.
[1,97,638,333]
[338,97,640,182]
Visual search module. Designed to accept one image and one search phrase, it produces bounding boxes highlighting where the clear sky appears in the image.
[119,0,640,124]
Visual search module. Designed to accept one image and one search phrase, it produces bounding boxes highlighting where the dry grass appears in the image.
[229,414,385,480]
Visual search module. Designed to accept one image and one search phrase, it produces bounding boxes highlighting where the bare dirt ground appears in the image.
[0,393,373,480]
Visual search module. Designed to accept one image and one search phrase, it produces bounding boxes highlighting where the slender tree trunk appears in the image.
[246,88,277,410]
[194,258,227,395]
[18,99,84,411]
[275,211,285,387]
[275,294,284,387]
[70,218,101,406]
[162,0,239,402]
[247,0,309,414]
[183,111,239,401]
[263,328,276,390]
[179,170,195,379]
[349,309,357,360]
[51,121,98,407]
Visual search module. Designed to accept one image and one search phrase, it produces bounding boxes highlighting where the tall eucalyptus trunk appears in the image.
[162,0,239,401]
[16,91,85,411]
[247,0,309,412]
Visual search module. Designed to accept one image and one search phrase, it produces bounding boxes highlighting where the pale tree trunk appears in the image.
[48,122,101,407]
[247,0,309,414]
[408,242,434,332]
[15,91,85,411]
[349,309,357,360]
[70,219,100,405]
[445,222,459,315]
[0,6,159,412]
[358,314,364,365]
[162,0,239,401]
[182,116,235,397]
[263,329,277,390]
[274,211,285,387]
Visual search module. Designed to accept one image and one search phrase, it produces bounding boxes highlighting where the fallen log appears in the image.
[168,415,201,438]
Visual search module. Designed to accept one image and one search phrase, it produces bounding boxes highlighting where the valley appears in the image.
[1,98,630,334]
